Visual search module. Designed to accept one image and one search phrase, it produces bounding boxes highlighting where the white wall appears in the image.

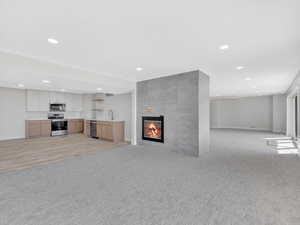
[81,94,94,119]
[210,96,273,131]
[96,93,132,142]
[0,87,26,140]
[272,94,287,133]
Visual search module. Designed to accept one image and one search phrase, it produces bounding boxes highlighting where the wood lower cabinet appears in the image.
[96,123,102,138]
[40,120,51,137]
[77,120,83,133]
[84,120,90,136]
[26,119,83,138]
[68,120,76,133]
[68,119,84,134]
[100,123,113,141]
[85,121,124,143]
[26,120,50,138]
[111,122,125,143]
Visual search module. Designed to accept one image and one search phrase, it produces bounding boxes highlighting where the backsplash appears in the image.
[25,111,82,119]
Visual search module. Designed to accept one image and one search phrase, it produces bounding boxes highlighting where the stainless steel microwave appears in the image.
[49,103,66,112]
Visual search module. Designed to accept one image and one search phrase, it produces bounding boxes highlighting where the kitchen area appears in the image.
[25,90,132,143]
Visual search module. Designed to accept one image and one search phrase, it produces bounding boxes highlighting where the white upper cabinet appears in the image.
[48,92,56,103]
[64,93,73,111]
[26,90,82,112]
[49,92,65,104]
[26,90,49,112]
[39,91,50,111]
[56,92,65,104]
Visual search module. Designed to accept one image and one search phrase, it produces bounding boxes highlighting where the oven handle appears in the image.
[52,119,68,122]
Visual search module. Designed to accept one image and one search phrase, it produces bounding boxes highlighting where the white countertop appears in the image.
[85,119,124,122]
[26,118,124,122]
[26,118,84,120]
[26,119,50,121]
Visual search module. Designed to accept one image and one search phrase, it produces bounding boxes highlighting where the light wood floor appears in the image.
[0,134,127,173]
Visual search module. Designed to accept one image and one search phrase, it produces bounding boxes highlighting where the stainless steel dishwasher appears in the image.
[90,120,98,138]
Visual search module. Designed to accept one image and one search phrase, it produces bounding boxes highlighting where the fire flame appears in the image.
[145,122,161,139]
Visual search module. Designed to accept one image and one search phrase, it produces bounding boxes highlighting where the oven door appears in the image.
[51,120,68,136]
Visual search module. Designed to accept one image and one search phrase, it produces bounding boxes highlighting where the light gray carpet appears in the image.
[1,129,300,225]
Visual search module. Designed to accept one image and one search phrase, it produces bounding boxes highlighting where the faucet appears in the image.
[108,110,114,120]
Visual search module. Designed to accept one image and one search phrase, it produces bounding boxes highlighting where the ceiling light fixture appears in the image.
[97,88,102,91]
[219,45,229,50]
[42,80,51,84]
[48,38,59,44]
[252,86,257,89]
[61,89,66,92]
[136,67,143,71]
[245,77,251,81]
[236,66,244,70]
[17,84,24,88]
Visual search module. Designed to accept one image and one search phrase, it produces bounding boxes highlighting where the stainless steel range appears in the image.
[48,113,68,136]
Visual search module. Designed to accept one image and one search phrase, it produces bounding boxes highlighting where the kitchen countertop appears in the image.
[26,118,84,121]
[25,118,124,122]
[26,119,51,121]
[84,119,124,122]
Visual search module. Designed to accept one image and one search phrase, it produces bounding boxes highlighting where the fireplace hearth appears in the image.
[142,116,164,143]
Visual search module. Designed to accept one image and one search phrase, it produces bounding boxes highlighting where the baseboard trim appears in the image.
[0,136,25,141]
[212,126,272,132]
[272,130,286,134]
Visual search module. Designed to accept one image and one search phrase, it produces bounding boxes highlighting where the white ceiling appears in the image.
[0,0,299,96]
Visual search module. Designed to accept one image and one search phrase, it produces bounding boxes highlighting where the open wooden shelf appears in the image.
[92,98,104,102]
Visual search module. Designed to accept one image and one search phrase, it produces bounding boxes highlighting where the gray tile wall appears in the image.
[137,70,209,156]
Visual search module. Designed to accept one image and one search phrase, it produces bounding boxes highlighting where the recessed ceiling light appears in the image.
[245,77,252,81]
[47,38,59,44]
[97,88,102,91]
[219,45,229,50]
[236,66,244,70]
[252,86,257,89]
[136,67,143,71]
[17,84,24,88]
[42,80,51,84]
[61,89,66,92]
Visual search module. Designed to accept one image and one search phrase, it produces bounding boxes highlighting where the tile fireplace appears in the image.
[142,116,164,143]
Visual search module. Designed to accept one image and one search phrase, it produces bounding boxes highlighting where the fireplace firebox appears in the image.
[142,116,164,143]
